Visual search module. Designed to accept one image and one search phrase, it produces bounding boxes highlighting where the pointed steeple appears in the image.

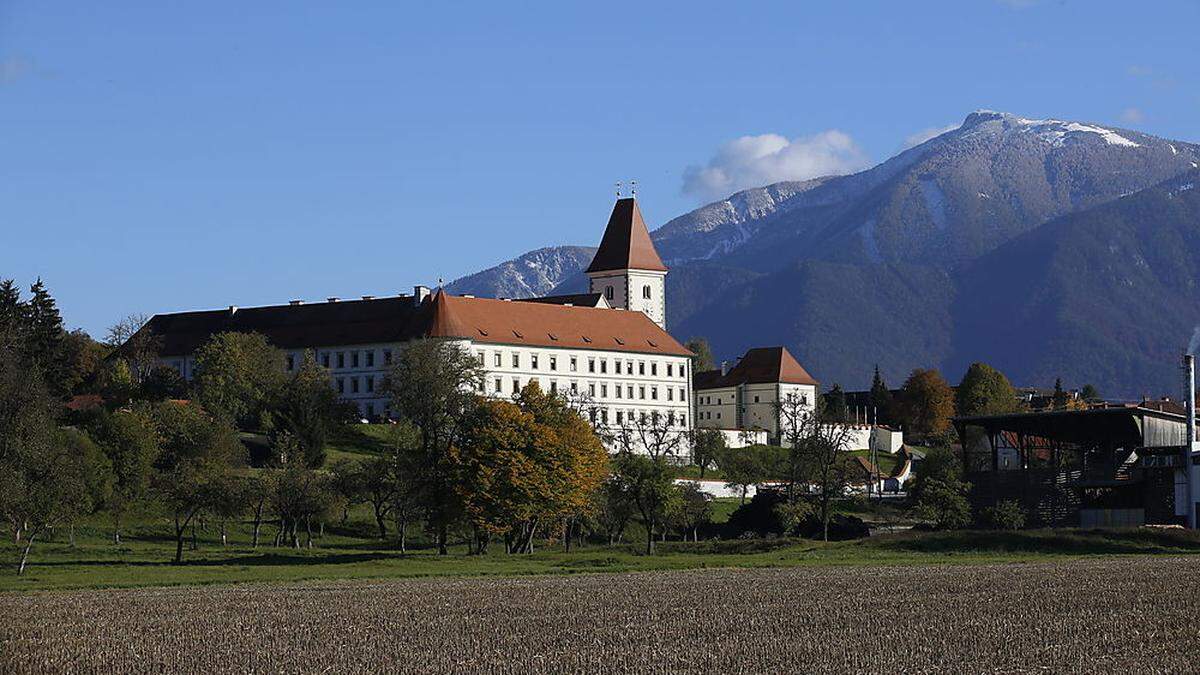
[585,198,667,273]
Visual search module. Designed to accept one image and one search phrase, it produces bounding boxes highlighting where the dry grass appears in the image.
[2,556,1197,673]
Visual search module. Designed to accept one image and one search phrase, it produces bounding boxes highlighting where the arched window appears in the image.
[604,286,614,300]
[642,285,651,299]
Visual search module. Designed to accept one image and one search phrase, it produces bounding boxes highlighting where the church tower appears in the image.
[585,197,668,329]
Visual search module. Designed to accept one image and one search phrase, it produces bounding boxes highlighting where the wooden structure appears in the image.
[953,405,1189,527]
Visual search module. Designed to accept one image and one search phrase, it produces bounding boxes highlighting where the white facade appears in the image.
[695,382,817,444]
[468,341,693,446]
[588,269,667,330]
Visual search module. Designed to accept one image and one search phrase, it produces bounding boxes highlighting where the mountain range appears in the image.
[446,111,1200,398]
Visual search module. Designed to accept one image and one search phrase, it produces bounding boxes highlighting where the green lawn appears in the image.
[7,507,1200,593]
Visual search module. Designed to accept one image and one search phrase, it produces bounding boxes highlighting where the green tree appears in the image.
[0,279,23,338]
[386,338,483,554]
[1081,384,1100,402]
[955,362,1020,417]
[192,331,284,429]
[868,365,894,426]
[610,452,678,555]
[1052,377,1069,409]
[141,365,187,401]
[24,279,69,397]
[272,350,353,468]
[667,482,712,542]
[720,446,767,505]
[268,436,334,549]
[897,368,956,438]
[90,408,160,543]
[61,329,108,397]
[149,400,245,564]
[685,337,716,372]
[0,347,111,573]
[690,427,726,479]
[823,384,849,423]
[911,446,972,530]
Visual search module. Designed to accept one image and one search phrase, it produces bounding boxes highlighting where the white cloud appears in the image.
[900,124,959,151]
[1119,107,1145,125]
[681,130,869,202]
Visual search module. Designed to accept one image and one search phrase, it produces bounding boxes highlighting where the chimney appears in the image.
[413,285,431,306]
[720,360,728,376]
[462,294,475,299]
[289,299,304,306]
[327,297,340,303]
[361,295,375,301]
[228,305,238,315]
[1185,353,1197,528]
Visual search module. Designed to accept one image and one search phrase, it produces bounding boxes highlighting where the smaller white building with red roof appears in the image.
[694,346,819,445]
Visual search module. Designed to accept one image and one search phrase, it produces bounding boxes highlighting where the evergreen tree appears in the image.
[868,365,894,425]
[24,279,68,397]
[823,384,849,423]
[0,279,24,337]
[1052,378,1069,409]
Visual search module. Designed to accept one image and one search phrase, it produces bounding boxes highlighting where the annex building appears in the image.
[136,198,695,444]
[694,346,819,445]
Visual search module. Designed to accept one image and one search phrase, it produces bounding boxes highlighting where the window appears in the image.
[478,380,486,393]
[494,378,502,392]
[801,394,809,405]
[588,383,595,397]
[570,356,577,372]
[680,414,686,427]
[651,387,658,400]
[351,378,359,394]
[638,362,645,375]
[550,381,557,394]
[588,358,595,373]
[627,385,634,399]
[639,386,646,400]
[615,385,622,399]
[321,352,330,368]
[651,363,657,376]
[605,286,614,300]
[351,352,359,368]
[754,395,760,403]
[531,354,539,370]
[600,360,607,374]
[549,355,557,371]
[337,378,345,394]
[679,388,685,401]
[512,353,520,368]
[512,378,520,393]
[667,388,673,401]
[337,352,345,369]
[366,375,374,392]
[625,361,633,374]
[601,384,608,398]
[383,349,392,365]
[494,352,502,367]
[642,285,651,299]
[366,351,375,367]
[601,409,608,424]
[667,363,673,377]
[615,361,622,375]
[616,410,623,424]
[716,412,721,420]
[366,403,375,419]
[570,381,578,393]
[286,354,295,371]
[476,352,484,365]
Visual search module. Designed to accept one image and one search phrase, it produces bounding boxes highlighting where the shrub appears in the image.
[980,500,1027,530]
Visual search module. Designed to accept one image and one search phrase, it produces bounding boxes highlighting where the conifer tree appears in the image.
[24,279,68,397]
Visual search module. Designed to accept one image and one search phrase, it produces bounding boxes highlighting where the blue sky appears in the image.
[2,0,1198,336]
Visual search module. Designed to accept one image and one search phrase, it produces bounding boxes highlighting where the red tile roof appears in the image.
[584,198,668,273]
[694,346,819,389]
[429,292,691,356]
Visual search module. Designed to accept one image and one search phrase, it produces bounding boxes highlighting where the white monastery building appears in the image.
[135,198,694,448]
